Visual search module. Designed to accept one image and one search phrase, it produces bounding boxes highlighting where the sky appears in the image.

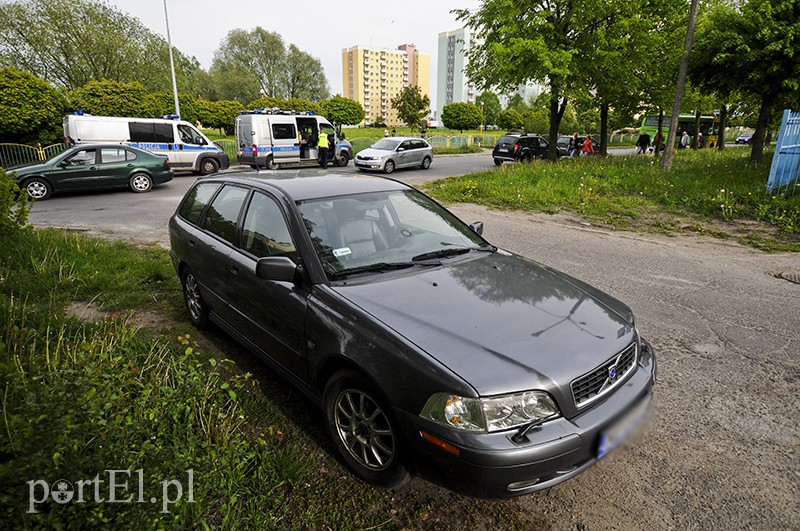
[105,0,482,108]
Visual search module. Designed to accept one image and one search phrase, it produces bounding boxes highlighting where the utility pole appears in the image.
[163,0,180,118]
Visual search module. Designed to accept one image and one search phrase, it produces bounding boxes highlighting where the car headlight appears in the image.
[420,391,560,433]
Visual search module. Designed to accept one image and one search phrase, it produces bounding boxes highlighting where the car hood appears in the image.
[356,148,394,159]
[8,161,51,174]
[334,251,635,396]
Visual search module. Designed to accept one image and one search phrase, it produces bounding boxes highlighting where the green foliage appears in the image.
[0,66,65,144]
[390,86,430,128]
[475,91,502,126]
[321,96,365,126]
[424,148,800,250]
[246,97,323,115]
[441,102,483,132]
[70,80,157,118]
[522,110,548,134]
[0,167,31,236]
[197,100,245,134]
[211,27,328,103]
[148,92,200,124]
[498,109,524,130]
[0,0,198,92]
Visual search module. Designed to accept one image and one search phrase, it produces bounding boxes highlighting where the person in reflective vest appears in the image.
[318,129,330,169]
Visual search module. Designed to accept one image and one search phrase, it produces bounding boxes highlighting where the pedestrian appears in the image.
[653,131,662,153]
[635,130,651,154]
[581,135,594,156]
[391,127,396,137]
[679,131,690,149]
[318,127,330,169]
[384,128,389,137]
[697,132,705,149]
[569,133,580,157]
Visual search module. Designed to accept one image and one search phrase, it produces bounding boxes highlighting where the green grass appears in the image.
[0,228,533,528]
[423,148,800,252]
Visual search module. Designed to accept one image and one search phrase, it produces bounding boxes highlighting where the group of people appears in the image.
[636,129,706,153]
[567,133,595,157]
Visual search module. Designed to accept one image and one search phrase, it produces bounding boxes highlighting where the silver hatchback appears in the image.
[355,137,433,174]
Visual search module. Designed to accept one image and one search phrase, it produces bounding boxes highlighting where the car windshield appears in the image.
[370,139,401,151]
[297,189,490,278]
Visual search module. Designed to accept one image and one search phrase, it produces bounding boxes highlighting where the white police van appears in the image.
[63,112,230,175]
[235,109,353,169]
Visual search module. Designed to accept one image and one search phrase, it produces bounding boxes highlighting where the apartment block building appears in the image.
[436,28,477,122]
[342,44,431,127]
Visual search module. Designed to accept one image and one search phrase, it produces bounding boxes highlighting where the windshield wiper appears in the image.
[328,261,417,279]
[412,245,495,262]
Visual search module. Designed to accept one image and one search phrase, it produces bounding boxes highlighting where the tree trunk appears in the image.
[662,0,701,170]
[547,84,567,161]
[692,110,700,149]
[718,104,728,150]
[751,94,774,163]
[654,110,664,158]
[599,102,609,156]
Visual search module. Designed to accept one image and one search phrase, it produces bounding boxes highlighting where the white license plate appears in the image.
[498,148,508,152]
[597,395,651,459]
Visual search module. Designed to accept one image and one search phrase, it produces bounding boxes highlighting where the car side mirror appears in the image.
[397,147,405,152]
[469,221,484,236]
[255,256,297,282]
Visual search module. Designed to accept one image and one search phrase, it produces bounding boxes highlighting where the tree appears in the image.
[0,66,65,144]
[69,80,158,118]
[286,45,329,102]
[456,0,675,160]
[391,86,430,128]
[212,28,287,101]
[691,0,800,163]
[475,91,502,126]
[247,97,323,115]
[322,96,365,127]
[197,100,244,135]
[0,0,198,92]
[497,109,523,130]
[441,102,483,132]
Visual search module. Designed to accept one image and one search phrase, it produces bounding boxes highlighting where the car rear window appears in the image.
[497,135,518,145]
[178,182,222,225]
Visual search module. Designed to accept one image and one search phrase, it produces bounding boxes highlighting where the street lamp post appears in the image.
[163,0,180,118]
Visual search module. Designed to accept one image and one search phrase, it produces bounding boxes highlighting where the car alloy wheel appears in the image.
[182,268,209,328]
[200,158,219,175]
[129,173,153,193]
[324,371,410,488]
[383,160,395,174]
[24,178,51,200]
[420,157,431,169]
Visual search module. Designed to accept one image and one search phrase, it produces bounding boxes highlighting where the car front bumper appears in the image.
[396,340,657,498]
[354,159,385,170]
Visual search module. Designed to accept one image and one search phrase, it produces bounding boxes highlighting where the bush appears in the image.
[0,167,31,236]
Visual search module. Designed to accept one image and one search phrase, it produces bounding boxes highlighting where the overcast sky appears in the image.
[105,0,482,107]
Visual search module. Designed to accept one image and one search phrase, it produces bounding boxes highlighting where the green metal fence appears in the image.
[0,143,68,169]
[213,139,238,163]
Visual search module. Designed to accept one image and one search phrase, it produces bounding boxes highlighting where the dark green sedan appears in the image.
[12,144,173,200]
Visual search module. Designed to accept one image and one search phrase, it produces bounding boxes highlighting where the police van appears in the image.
[235,109,353,169]
[63,112,230,175]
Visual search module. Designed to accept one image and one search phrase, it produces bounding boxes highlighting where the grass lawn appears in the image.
[423,147,800,252]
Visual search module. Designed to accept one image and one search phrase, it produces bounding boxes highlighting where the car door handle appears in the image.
[230,263,240,275]
[188,238,196,246]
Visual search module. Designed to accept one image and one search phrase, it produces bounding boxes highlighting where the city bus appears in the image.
[639,114,719,147]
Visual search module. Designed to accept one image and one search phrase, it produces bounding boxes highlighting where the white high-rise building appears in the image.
[436,28,477,122]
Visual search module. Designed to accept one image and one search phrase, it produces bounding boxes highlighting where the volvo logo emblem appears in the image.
[608,365,618,380]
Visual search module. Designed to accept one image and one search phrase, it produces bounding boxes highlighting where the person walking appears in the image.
[697,132,705,149]
[318,128,330,169]
[582,135,595,156]
[635,130,651,154]
[568,133,580,157]
[679,131,690,149]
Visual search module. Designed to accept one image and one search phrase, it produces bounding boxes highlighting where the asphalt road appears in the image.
[25,152,800,529]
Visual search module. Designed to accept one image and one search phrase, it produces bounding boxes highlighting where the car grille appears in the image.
[571,342,638,408]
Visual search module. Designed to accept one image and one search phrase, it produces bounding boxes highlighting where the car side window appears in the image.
[178,124,206,145]
[100,148,127,164]
[272,123,297,140]
[65,149,96,166]
[400,141,412,150]
[178,182,222,225]
[241,192,299,262]
[203,185,248,245]
[126,150,138,161]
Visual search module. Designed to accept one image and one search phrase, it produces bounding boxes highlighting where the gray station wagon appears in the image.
[168,171,656,498]
[354,137,433,174]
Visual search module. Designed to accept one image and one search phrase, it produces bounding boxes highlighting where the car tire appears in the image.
[199,158,219,176]
[265,156,279,170]
[182,266,209,329]
[323,370,410,489]
[383,160,395,174]
[522,153,533,163]
[129,173,153,193]
[335,153,350,167]
[23,177,52,200]
[493,158,502,166]
[420,156,431,169]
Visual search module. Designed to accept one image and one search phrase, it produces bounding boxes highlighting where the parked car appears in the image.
[556,135,599,157]
[169,171,656,498]
[492,133,549,165]
[12,144,173,200]
[735,133,753,145]
[354,137,433,174]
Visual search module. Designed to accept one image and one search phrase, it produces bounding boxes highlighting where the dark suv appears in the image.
[492,133,549,165]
